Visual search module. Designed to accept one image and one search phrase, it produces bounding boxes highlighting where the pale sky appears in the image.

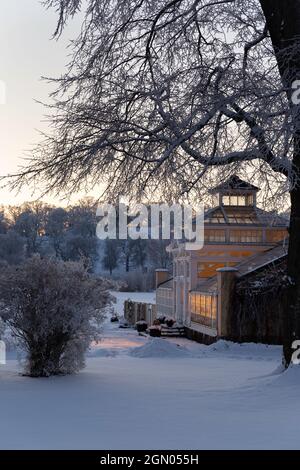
[0,0,86,206]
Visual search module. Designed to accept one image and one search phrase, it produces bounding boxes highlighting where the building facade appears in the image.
[156,176,288,342]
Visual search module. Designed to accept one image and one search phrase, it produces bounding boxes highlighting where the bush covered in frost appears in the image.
[0,256,113,377]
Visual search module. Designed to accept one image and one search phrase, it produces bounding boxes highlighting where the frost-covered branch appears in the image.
[6,0,294,203]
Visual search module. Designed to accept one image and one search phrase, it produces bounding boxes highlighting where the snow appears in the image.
[130,338,193,358]
[0,291,300,449]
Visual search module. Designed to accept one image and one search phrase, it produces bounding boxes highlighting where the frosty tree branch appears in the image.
[4,0,295,204]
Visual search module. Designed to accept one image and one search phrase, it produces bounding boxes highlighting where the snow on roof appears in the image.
[235,243,288,278]
[210,175,260,193]
[157,278,173,289]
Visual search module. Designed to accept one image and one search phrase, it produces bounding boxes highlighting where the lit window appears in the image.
[229,230,263,243]
[222,195,253,207]
[190,293,217,328]
[247,195,254,205]
[205,229,226,242]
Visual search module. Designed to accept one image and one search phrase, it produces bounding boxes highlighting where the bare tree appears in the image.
[148,239,172,269]
[13,202,50,256]
[0,209,8,234]
[102,239,119,275]
[46,207,68,257]
[8,0,300,365]
[67,198,98,238]
[0,231,25,265]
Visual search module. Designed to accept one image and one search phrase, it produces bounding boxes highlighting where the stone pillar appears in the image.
[190,254,198,290]
[155,269,170,288]
[217,267,238,338]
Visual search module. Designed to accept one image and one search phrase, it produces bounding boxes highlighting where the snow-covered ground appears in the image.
[0,291,299,450]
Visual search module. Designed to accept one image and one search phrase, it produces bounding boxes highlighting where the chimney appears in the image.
[155,269,170,288]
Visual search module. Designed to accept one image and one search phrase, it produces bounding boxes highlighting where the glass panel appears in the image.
[247,195,254,205]
[212,298,216,318]
[224,208,259,224]
[206,210,226,224]
[196,295,201,312]
[237,196,246,206]
[205,296,210,318]
[190,294,217,328]
[229,230,263,243]
[222,196,230,206]
[205,229,226,242]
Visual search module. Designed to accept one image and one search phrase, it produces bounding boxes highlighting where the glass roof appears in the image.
[204,207,287,226]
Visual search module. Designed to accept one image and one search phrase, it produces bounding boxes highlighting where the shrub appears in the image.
[0,256,113,377]
[149,325,161,337]
[165,317,176,328]
[136,320,148,332]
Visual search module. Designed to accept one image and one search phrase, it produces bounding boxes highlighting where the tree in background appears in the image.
[0,231,25,266]
[102,239,119,275]
[64,198,98,268]
[0,256,113,377]
[64,233,98,269]
[0,210,8,234]
[0,199,99,269]
[13,202,50,256]
[46,207,68,257]
[68,198,97,238]
[14,210,40,256]
[118,239,135,273]
[148,240,171,270]
[131,239,148,272]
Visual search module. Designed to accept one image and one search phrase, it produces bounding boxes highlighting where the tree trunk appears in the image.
[284,175,300,364]
[260,0,300,365]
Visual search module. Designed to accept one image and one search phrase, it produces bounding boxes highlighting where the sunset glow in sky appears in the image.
[0,0,87,206]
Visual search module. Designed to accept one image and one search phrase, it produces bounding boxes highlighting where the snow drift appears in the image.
[130,338,193,358]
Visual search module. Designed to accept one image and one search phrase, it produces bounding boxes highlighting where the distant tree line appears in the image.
[0,198,98,269]
[0,199,171,281]
[102,238,171,275]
